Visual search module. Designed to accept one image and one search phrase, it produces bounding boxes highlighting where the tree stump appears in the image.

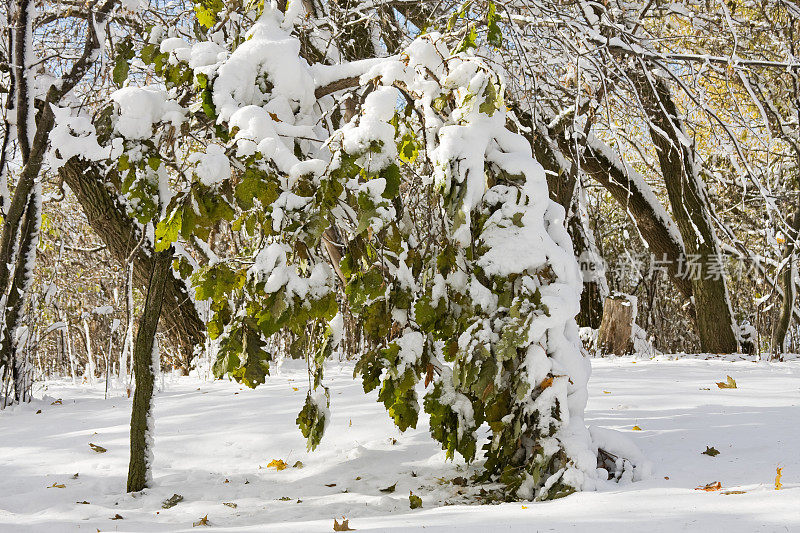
[597,295,636,355]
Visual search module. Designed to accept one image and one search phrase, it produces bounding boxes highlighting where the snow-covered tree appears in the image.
[97,3,647,498]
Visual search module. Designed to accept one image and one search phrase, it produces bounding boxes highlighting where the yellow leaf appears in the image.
[602,391,611,394]
[540,377,554,389]
[292,387,299,391]
[716,376,737,389]
[267,459,288,471]
[695,481,722,491]
[48,482,66,489]
[632,426,642,431]
[775,467,783,490]
[223,502,237,508]
[333,517,356,531]
[193,514,209,527]
[521,505,528,509]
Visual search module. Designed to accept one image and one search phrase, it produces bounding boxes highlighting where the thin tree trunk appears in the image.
[82,317,95,383]
[127,247,172,493]
[772,197,800,357]
[120,262,134,391]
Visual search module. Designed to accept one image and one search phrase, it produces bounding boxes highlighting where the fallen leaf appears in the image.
[540,377,554,389]
[193,514,209,527]
[278,496,292,501]
[72,473,79,479]
[701,446,720,457]
[51,399,62,405]
[268,112,282,122]
[695,481,722,491]
[267,459,288,471]
[36,409,42,414]
[632,426,642,431]
[292,387,299,391]
[76,501,90,505]
[162,494,184,509]
[379,482,397,493]
[89,443,107,453]
[325,483,337,487]
[409,491,422,509]
[452,476,467,486]
[716,376,737,389]
[293,461,304,468]
[602,391,611,394]
[49,482,66,489]
[223,502,237,508]
[223,478,229,483]
[521,505,528,509]
[722,490,747,495]
[110,514,124,520]
[333,518,356,531]
[775,467,783,490]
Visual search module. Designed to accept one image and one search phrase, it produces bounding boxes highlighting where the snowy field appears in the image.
[1,356,799,532]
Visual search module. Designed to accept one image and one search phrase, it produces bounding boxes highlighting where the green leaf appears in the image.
[380,164,401,200]
[154,209,182,252]
[113,59,130,86]
[409,491,422,509]
[455,24,478,54]
[487,2,503,47]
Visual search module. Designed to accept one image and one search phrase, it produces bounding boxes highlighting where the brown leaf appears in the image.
[76,501,90,505]
[379,482,397,493]
[51,399,62,405]
[223,502,237,508]
[89,443,107,453]
[424,363,435,388]
[722,490,747,495]
[325,483,337,487]
[540,377,554,389]
[268,112,282,122]
[162,494,184,509]
[110,514,124,520]
[716,376,737,389]
[333,518,356,531]
[193,515,209,527]
[701,446,720,457]
[695,481,722,491]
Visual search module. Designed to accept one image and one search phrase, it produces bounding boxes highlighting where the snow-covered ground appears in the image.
[1,356,798,532]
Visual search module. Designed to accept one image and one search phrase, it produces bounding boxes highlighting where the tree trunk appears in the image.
[636,73,738,353]
[597,295,635,355]
[772,197,800,357]
[60,159,204,365]
[127,247,172,493]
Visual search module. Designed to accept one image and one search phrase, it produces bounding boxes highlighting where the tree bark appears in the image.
[127,247,172,492]
[597,295,635,355]
[59,159,204,364]
[772,197,800,357]
[635,72,738,353]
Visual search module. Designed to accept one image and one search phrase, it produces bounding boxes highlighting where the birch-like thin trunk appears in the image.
[127,247,172,492]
